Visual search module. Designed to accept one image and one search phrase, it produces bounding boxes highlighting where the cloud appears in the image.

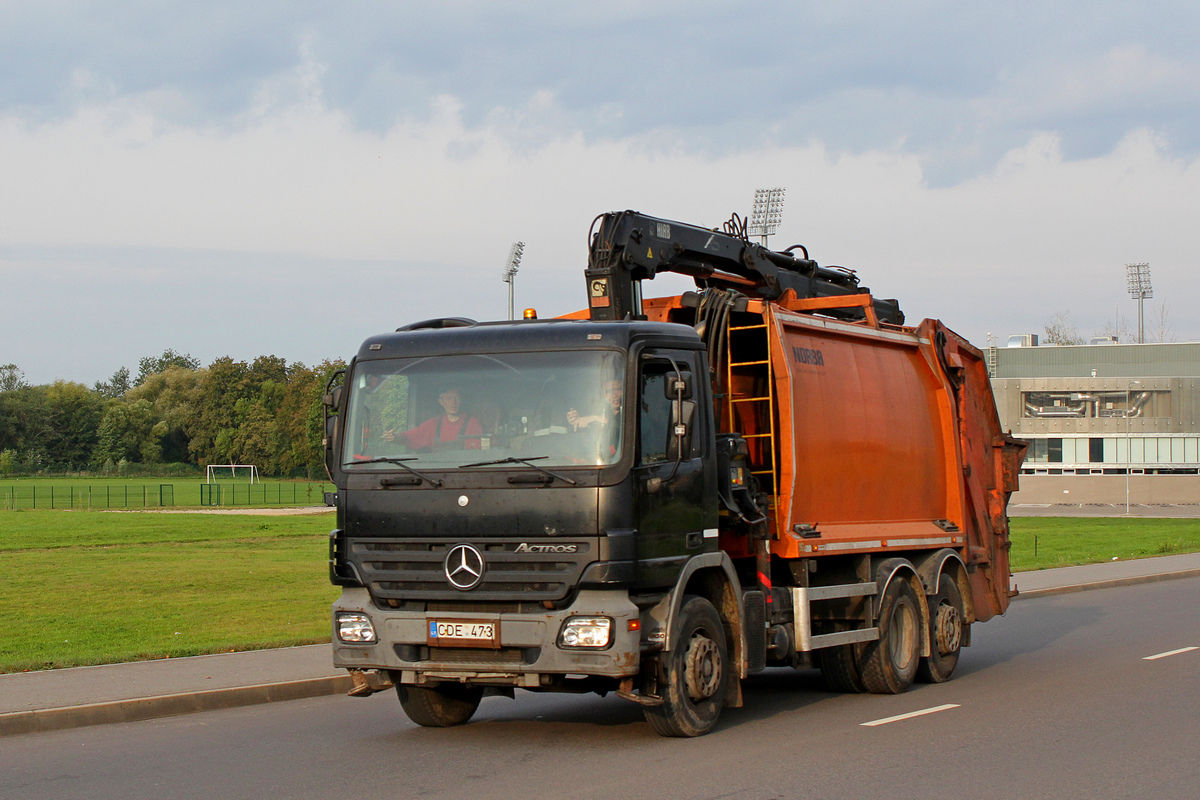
[3,2,1199,179]
[2,5,1198,383]
[2,75,1197,386]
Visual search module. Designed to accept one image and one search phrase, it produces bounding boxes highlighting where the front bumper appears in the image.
[332,587,642,688]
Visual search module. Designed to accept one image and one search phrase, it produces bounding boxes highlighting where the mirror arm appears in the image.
[661,356,687,482]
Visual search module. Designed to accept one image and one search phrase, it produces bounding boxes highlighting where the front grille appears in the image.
[350,537,592,602]
[426,601,526,614]
[394,644,538,666]
[366,542,428,552]
[431,647,530,666]
[488,561,563,573]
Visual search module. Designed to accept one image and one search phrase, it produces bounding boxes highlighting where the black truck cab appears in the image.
[327,318,742,733]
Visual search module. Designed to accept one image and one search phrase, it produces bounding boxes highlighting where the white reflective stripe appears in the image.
[881,536,956,547]
[817,540,883,551]
[703,528,719,539]
[816,536,959,551]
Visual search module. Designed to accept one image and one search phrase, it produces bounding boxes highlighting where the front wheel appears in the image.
[397,683,483,727]
[643,595,728,737]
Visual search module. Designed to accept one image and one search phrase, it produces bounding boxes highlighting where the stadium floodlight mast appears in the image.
[502,241,526,321]
[747,187,786,246]
[1125,262,1152,344]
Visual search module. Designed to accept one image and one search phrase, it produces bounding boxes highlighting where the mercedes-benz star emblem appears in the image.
[444,543,484,590]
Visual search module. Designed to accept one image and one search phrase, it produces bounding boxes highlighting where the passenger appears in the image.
[384,387,482,451]
[567,379,623,432]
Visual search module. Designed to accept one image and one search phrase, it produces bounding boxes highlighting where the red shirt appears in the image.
[401,415,483,450]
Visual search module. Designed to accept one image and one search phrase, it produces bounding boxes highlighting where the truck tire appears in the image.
[643,595,727,738]
[397,683,483,727]
[817,643,865,693]
[858,577,921,694]
[916,577,965,683]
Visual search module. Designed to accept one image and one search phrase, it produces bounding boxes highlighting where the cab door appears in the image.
[632,350,716,588]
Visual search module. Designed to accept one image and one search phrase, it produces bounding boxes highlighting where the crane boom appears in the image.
[584,209,903,325]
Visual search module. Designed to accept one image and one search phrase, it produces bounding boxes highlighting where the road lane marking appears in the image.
[860,704,961,727]
[1143,646,1199,661]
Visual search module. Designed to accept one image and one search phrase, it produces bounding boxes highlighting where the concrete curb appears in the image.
[0,674,353,737]
[1013,568,1200,600]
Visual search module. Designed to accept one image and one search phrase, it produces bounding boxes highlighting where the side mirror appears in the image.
[321,368,347,481]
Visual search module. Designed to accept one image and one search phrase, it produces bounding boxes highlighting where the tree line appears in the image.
[1042,302,1177,346]
[0,351,344,478]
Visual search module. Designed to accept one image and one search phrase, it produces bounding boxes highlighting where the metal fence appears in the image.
[198,483,327,507]
[1,482,331,510]
[1,484,176,510]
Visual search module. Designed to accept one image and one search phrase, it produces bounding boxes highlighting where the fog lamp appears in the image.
[336,612,377,643]
[558,617,612,649]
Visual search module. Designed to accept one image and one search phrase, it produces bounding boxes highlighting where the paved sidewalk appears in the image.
[0,644,342,715]
[0,645,351,736]
[1010,503,1200,519]
[1010,551,1200,596]
[4,553,1199,736]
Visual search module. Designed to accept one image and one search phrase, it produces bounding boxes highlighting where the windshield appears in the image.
[343,350,625,469]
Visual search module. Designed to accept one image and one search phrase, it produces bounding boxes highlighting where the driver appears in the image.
[384,387,482,451]
[567,379,623,431]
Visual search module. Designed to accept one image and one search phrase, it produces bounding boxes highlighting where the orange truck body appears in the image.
[629,291,1027,622]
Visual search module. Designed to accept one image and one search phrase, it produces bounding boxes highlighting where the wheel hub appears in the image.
[685,634,721,702]
[935,603,962,655]
[888,601,918,671]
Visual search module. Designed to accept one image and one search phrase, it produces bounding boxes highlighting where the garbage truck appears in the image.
[324,209,1027,736]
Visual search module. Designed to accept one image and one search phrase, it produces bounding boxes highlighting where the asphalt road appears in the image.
[3,578,1198,800]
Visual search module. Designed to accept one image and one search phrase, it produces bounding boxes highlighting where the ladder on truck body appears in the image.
[726,315,883,654]
[725,318,781,536]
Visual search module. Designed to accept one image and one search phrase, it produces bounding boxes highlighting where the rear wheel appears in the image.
[916,577,965,683]
[643,595,728,737]
[859,577,922,694]
[397,683,483,727]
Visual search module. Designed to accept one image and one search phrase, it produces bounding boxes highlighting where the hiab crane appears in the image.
[582,209,903,326]
[323,209,1027,736]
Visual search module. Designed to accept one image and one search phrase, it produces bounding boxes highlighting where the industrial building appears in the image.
[989,338,1200,505]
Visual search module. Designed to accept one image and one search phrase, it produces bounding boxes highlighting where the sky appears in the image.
[2,1,1198,386]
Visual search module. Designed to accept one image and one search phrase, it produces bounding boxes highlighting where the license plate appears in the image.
[428,619,500,648]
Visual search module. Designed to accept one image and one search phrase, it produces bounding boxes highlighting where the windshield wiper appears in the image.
[344,457,443,487]
[458,455,577,486]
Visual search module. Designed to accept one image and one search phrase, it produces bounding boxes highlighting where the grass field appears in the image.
[1008,516,1200,571]
[0,476,334,509]
[0,510,1196,673]
[1,510,338,673]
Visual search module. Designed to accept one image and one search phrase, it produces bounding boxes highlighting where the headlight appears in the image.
[336,612,377,643]
[558,617,612,649]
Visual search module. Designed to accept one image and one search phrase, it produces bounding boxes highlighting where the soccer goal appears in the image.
[205,464,261,484]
